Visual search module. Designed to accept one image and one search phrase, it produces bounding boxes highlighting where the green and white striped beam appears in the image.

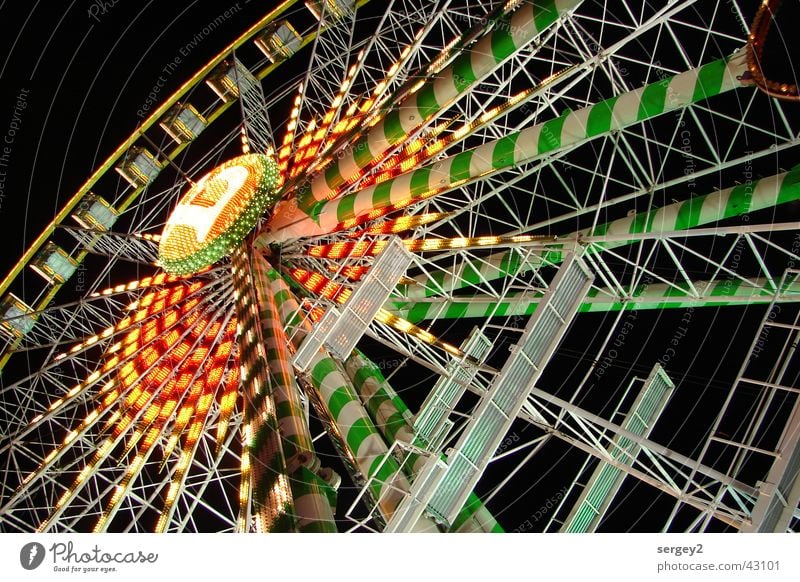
[343,350,415,445]
[252,252,337,532]
[399,163,800,300]
[262,265,438,529]
[264,49,749,242]
[265,266,313,344]
[305,350,438,530]
[265,262,500,530]
[231,246,295,532]
[343,350,504,533]
[389,277,800,323]
[289,0,584,215]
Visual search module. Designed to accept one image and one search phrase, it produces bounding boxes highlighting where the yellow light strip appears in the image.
[94,424,160,532]
[214,363,241,452]
[236,434,253,532]
[308,233,553,259]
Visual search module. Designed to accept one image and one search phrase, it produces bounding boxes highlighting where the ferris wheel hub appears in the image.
[158,153,280,275]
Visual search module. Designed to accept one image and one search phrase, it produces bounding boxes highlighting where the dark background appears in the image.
[0,0,276,277]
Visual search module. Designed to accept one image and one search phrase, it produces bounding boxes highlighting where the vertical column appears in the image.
[231,246,294,532]
[265,267,438,529]
[252,252,337,532]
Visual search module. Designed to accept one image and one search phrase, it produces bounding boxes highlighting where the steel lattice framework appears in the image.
[1,0,799,533]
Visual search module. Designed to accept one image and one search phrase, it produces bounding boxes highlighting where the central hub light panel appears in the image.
[159,153,279,275]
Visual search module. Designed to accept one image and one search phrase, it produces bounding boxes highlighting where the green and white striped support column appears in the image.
[291,0,584,214]
[261,267,438,529]
[252,252,337,532]
[265,267,313,344]
[231,246,295,532]
[343,350,504,533]
[390,277,800,323]
[400,163,800,299]
[253,254,316,460]
[343,350,415,446]
[265,49,748,242]
[306,350,439,530]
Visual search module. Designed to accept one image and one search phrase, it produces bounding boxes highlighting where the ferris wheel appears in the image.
[1,0,799,533]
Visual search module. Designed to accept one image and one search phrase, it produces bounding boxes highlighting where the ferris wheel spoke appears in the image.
[114,473,173,533]
[1,271,208,356]
[92,425,167,532]
[55,225,161,266]
[285,0,359,171]
[396,228,798,309]
[340,0,471,109]
[388,273,800,323]
[1,276,231,417]
[6,300,121,353]
[140,317,241,532]
[398,160,800,304]
[155,370,239,532]
[290,0,510,185]
[276,0,582,222]
[287,0,427,173]
[401,125,799,261]
[450,0,719,140]
[5,277,238,531]
[163,417,243,532]
[229,56,276,155]
[302,0,529,188]
[326,0,800,255]
[264,50,750,243]
[157,411,240,532]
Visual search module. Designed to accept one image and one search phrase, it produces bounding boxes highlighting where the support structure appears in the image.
[422,253,594,526]
[266,262,438,530]
[252,252,338,532]
[343,350,503,532]
[413,327,492,448]
[231,57,276,154]
[291,0,584,214]
[559,365,674,532]
[231,246,294,532]
[292,236,411,370]
[685,270,800,532]
[265,50,748,241]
